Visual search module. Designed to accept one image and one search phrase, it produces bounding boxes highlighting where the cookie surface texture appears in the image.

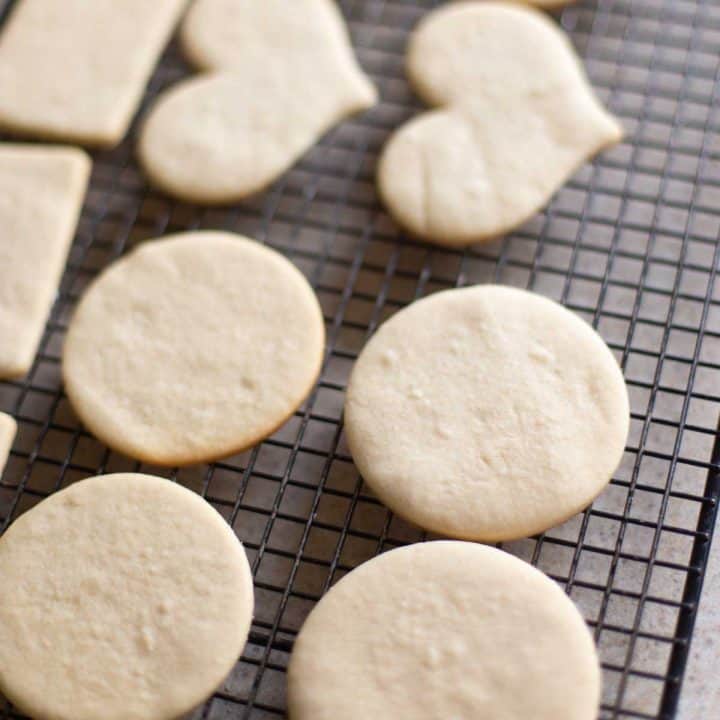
[0,144,91,379]
[526,0,576,7]
[62,232,325,465]
[378,2,622,245]
[0,0,185,146]
[0,473,254,720]
[344,285,629,541]
[139,0,377,203]
[0,412,16,476]
[288,541,601,720]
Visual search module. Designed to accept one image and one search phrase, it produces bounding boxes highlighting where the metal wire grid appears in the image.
[1,0,719,718]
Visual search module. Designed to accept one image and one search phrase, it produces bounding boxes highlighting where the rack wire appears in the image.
[1,0,719,718]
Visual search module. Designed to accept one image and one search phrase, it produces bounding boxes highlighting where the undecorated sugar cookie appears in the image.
[0,144,91,379]
[526,0,576,7]
[0,473,254,720]
[62,232,325,466]
[0,413,16,476]
[139,0,377,204]
[378,2,622,245]
[344,285,630,541]
[0,0,185,147]
[288,541,601,720]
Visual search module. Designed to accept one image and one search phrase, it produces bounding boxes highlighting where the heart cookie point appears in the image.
[139,0,376,204]
[379,2,622,247]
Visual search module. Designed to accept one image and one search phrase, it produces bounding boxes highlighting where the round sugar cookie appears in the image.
[344,285,629,541]
[62,231,325,466]
[288,541,600,720]
[0,473,254,720]
[533,0,576,7]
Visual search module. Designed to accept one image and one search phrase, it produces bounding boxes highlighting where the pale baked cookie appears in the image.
[0,144,91,379]
[344,285,629,541]
[62,232,325,466]
[378,2,621,246]
[0,0,185,147]
[139,0,377,204]
[0,413,16,476]
[288,541,600,720]
[526,0,576,7]
[0,473,253,720]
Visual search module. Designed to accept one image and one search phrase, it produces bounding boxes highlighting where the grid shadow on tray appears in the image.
[2,0,720,718]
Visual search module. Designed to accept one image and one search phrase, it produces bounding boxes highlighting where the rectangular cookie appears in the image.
[0,0,187,147]
[0,413,16,476]
[0,144,91,379]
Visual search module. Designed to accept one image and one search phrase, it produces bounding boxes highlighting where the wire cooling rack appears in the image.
[1,0,719,718]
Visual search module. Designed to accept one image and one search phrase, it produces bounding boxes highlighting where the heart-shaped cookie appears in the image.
[139,0,376,204]
[378,2,621,247]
